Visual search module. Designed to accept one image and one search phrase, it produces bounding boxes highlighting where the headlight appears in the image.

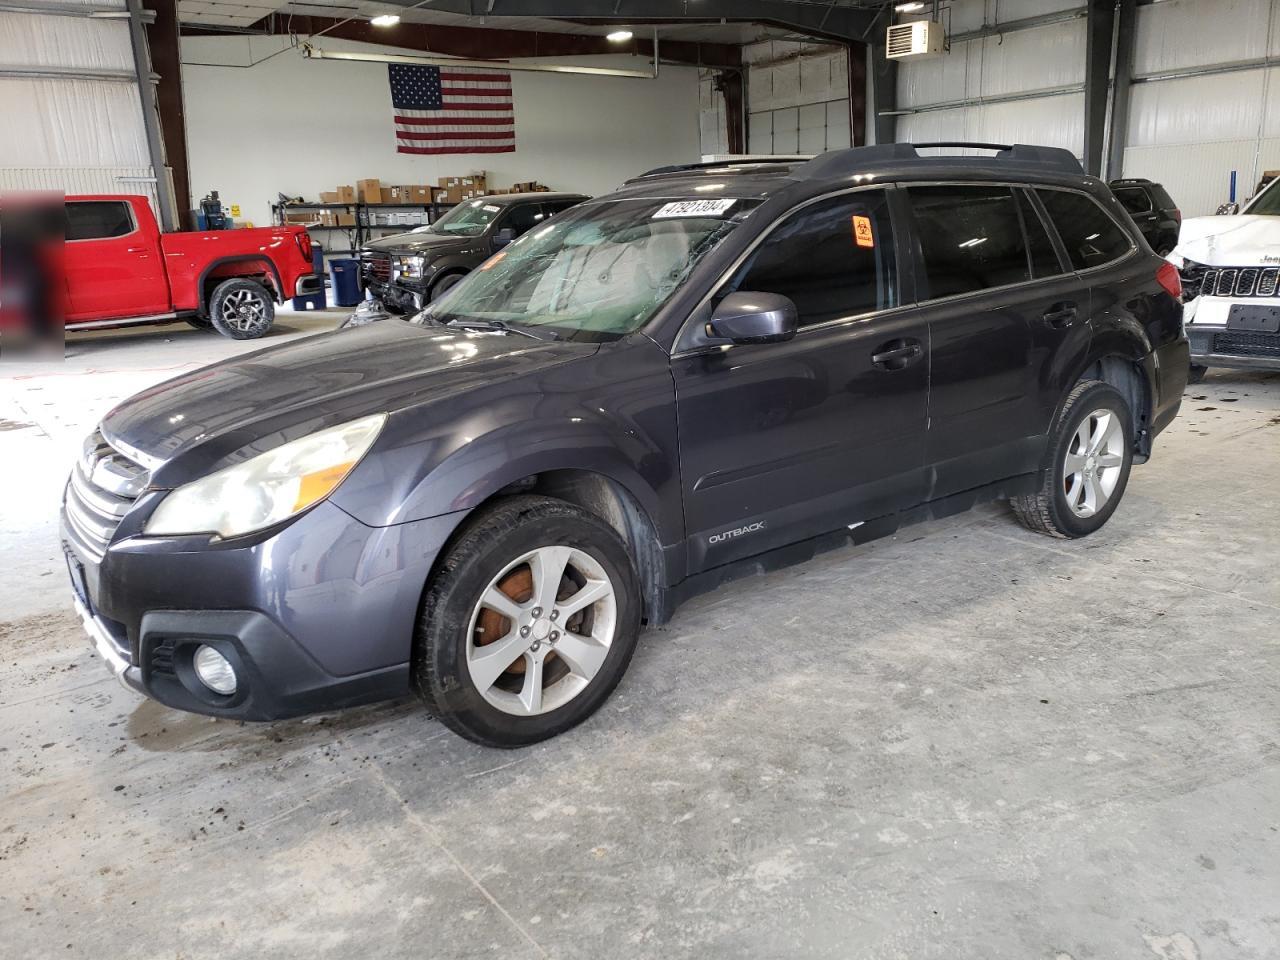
[397,255,424,279]
[144,414,386,538]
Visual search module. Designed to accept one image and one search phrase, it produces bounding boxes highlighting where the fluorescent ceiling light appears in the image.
[606,30,634,42]
[895,2,925,11]
[370,14,400,27]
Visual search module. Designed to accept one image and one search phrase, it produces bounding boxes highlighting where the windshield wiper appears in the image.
[445,318,560,341]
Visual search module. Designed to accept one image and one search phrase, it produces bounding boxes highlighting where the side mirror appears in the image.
[707,291,798,345]
[1215,202,1241,216]
[492,227,518,248]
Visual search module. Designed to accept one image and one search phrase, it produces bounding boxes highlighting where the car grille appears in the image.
[1212,330,1280,359]
[363,253,391,283]
[1199,266,1280,298]
[63,429,148,562]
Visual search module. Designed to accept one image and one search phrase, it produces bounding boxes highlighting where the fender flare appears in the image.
[198,255,285,314]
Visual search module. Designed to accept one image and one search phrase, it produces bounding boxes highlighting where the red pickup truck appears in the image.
[63,195,320,339]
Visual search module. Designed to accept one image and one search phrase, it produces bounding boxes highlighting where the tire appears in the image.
[1011,380,1134,539]
[1188,363,1209,384]
[413,495,642,747]
[430,271,465,301]
[185,315,213,330]
[208,278,275,340]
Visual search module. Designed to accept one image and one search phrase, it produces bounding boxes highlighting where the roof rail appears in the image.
[793,141,1084,180]
[1107,177,1152,185]
[627,155,811,182]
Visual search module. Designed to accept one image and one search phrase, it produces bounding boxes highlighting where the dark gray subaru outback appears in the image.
[62,143,1189,746]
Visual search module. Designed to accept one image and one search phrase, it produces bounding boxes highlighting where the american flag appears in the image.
[388,63,515,155]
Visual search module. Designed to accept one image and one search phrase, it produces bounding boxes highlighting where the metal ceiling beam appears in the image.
[346,1,881,44]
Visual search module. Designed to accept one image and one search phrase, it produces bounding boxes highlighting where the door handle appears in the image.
[870,339,923,370]
[1042,302,1078,329]
[126,245,148,254]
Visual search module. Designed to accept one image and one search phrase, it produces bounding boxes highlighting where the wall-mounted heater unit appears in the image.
[886,20,946,60]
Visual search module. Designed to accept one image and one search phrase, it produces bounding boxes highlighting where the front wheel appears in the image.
[208,278,275,340]
[413,496,642,747]
[1011,380,1134,539]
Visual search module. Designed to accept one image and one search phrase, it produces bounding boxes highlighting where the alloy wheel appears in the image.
[1062,408,1125,518]
[466,545,617,717]
[220,288,268,333]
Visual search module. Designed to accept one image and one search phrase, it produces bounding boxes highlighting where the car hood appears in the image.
[101,321,597,486]
[363,231,471,255]
[1173,214,1280,265]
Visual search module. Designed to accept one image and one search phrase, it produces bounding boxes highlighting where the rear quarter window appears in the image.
[1113,187,1152,215]
[1037,190,1133,271]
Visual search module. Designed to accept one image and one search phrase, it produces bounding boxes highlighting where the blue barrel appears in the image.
[329,257,363,306]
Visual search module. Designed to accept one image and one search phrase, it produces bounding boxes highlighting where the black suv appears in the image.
[63,143,1188,747]
[361,191,587,312]
[1108,178,1181,255]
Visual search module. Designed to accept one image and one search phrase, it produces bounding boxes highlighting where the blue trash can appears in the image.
[291,241,327,311]
[329,257,362,307]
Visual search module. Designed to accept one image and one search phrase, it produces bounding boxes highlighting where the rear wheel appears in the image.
[413,496,641,747]
[208,278,275,340]
[1011,380,1134,539]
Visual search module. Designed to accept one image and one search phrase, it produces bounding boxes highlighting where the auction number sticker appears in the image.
[852,215,875,248]
[652,199,738,219]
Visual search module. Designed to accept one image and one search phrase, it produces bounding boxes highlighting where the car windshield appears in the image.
[427,199,504,237]
[413,196,762,341]
[1245,179,1280,215]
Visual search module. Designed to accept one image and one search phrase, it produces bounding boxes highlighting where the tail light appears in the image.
[295,230,313,265]
[1156,260,1182,300]
[1172,207,1182,224]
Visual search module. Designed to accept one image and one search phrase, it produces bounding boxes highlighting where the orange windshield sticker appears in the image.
[480,251,507,271]
[852,215,874,248]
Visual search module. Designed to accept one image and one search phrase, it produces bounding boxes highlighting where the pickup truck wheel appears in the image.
[413,495,641,748]
[1011,380,1134,539]
[430,271,464,301]
[209,278,274,340]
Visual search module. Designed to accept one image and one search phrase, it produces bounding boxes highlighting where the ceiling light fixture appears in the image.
[370,14,400,27]
[895,2,925,11]
[606,29,634,42]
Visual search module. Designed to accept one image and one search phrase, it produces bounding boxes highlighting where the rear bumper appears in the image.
[294,273,323,296]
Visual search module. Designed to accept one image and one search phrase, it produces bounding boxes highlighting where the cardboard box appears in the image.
[378,187,394,204]
[408,185,432,203]
[461,175,486,191]
[336,185,355,203]
[285,212,315,224]
[357,178,382,204]
[439,177,461,189]
[431,187,449,204]
[320,190,340,203]
[337,212,356,227]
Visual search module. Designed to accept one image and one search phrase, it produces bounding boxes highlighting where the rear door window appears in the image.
[65,201,134,241]
[728,189,896,328]
[1037,189,1133,270]
[907,185,1031,298]
[1113,186,1152,215]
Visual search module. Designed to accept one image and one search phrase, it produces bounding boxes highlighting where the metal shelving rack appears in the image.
[270,199,458,254]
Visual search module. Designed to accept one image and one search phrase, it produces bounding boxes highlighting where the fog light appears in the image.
[193,644,237,696]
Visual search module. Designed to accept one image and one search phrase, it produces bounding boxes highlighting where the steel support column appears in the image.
[1105,0,1136,179]
[145,0,190,226]
[867,33,897,145]
[1083,0,1116,177]
[126,0,177,231]
[848,41,868,146]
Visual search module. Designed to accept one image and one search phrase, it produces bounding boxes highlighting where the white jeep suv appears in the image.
[1171,178,1280,381]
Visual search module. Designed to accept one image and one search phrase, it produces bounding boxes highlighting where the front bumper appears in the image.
[1185,297,1280,370]
[62,498,466,721]
[365,276,425,313]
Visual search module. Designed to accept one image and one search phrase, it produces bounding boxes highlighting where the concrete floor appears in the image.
[2,312,1278,959]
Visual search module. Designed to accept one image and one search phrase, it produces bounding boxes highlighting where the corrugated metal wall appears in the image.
[1123,0,1280,216]
[895,0,1086,158]
[0,5,156,209]
[743,41,852,155]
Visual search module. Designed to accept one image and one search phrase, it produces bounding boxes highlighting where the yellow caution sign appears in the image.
[852,215,874,248]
